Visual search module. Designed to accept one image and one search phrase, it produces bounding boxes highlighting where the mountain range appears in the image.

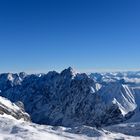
[0,67,140,139]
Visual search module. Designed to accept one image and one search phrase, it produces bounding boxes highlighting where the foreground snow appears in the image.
[0,115,140,140]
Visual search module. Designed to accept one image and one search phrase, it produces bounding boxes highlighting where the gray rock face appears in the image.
[0,67,139,127]
[0,96,30,121]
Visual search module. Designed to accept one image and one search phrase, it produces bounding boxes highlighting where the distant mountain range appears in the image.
[0,67,140,128]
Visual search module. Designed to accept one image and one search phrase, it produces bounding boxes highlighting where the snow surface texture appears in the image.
[0,114,140,140]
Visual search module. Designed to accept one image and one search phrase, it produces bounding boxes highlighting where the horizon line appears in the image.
[0,67,140,74]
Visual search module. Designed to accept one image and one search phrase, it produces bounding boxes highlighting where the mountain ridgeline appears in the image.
[0,67,140,127]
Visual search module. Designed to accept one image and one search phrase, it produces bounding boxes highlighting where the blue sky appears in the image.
[0,0,140,73]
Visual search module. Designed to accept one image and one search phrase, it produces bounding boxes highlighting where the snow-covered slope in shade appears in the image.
[0,72,27,89]
[124,86,140,123]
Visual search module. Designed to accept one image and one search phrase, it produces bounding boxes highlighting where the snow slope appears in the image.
[0,114,140,140]
[99,82,137,115]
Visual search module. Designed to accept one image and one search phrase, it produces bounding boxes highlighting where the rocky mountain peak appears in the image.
[60,67,77,79]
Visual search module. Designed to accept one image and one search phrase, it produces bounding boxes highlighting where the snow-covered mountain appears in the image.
[90,71,140,123]
[0,67,140,139]
[0,68,124,127]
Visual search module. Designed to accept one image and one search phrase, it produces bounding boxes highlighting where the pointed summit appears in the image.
[60,67,77,79]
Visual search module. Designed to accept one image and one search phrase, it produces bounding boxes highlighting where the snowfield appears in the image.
[0,114,140,140]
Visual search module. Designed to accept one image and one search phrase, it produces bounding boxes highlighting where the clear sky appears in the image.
[0,0,140,73]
